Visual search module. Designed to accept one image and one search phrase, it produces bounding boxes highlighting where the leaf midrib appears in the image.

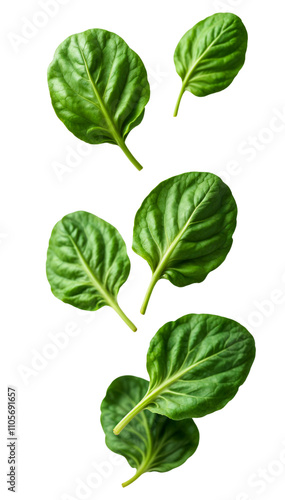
[144,339,246,408]
[78,43,125,148]
[152,182,214,281]
[133,411,180,475]
[66,232,117,310]
[180,22,231,92]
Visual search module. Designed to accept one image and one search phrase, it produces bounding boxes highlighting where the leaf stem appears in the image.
[122,468,145,488]
[112,302,137,332]
[117,138,143,171]
[113,395,150,435]
[173,85,185,117]
[140,273,159,315]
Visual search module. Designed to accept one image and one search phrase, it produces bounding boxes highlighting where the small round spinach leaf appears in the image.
[133,172,237,314]
[46,211,136,331]
[48,29,150,171]
[101,375,199,487]
[113,314,255,434]
[173,13,248,116]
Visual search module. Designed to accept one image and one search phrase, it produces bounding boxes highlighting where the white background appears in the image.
[1,0,285,499]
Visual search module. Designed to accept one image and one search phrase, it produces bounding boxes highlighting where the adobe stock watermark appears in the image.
[148,64,168,92]
[213,0,248,10]
[51,142,94,183]
[234,439,285,500]
[0,232,8,246]
[218,106,285,185]
[17,309,98,385]
[238,270,285,332]
[7,0,72,54]
[17,321,81,385]
[50,65,168,183]
[61,454,124,500]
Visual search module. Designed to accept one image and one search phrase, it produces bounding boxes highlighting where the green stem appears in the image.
[113,395,150,435]
[117,138,143,171]
[173,85,185,117]
[140,273,159,315]
[112,302,137,332]
[122,467,145,488]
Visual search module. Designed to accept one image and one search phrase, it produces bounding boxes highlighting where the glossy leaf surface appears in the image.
[133,172,237,314]
[173,13,248,115]
[113,314,255,433]
[101,375,199,486]
[48,29,150,170]
[46,211,136,331]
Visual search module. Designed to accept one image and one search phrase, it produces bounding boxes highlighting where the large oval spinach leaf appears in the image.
[101,375,199,487]
[113,314,255,434]
[48,29,150,171]
[173,13,248,116]
[46,211,136,331]
[133,172,237,314]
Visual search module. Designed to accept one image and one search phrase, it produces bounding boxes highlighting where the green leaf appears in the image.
[113,314,255,434]
[101,375,199,487]
[173,13,248,116]
[46,211,136,331]
[47,29,150,171]
[133,172,237,314]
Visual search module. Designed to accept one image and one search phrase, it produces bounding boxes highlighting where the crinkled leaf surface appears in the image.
[46,211,136,331]
[133,172,237,313]
[173,13,248,115]
[113,314,255,433]
[101,375,199,487]
[48,29,150,170]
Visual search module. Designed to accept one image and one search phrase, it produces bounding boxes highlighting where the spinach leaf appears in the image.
[101,375,199,487]
[46,211,136,331]
[133,172,237,314]
[173,13,248,116]
[113,314,255,434]
[48,29,150,171]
